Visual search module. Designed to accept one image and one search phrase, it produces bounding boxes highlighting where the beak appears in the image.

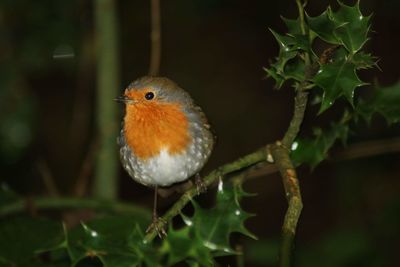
[114,95,135,104]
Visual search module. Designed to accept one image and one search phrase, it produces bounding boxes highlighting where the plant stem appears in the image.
[271,1,310,266]
[93,0,120,200]
[144,148,269,242]
[281,90,309,148]
[296,0,311,66]
[0,197,150,219]
[271,144,303,267]
[148,0,161,76]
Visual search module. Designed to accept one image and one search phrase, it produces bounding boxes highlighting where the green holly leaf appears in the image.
[265,29,299,89]
[307,7,342,44]
[161,225,214,266]
[351,51,378,69]
[313,58,366,113]
[282,16,314,51]
[291,122,349,168]
[357,81,400,124]
[183,181,255,256]
[65,215,154,267]
[0,216,65,265]
[264,66,285,89]
[284,58,306,82]
[281,16,303,35]
[332,1,371,54]
[269,29,298,73]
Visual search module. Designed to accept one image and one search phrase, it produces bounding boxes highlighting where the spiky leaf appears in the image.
[352,51,377,69]
[291,122,349,168]
[65,215,155,267]
[284,58,306,82]
[182,181,255,256]
[161,226,214,267]
[357,81,400,124]
[307,7,342,44]
[281,16,303,35]
[313,59,366,113]
[332,1,371,54]
[269,29,298,73]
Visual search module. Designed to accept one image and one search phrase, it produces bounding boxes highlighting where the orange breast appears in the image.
[123,101,190,160]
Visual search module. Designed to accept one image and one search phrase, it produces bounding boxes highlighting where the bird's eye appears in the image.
[144,92,155,100]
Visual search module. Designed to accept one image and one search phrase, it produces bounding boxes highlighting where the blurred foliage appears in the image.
[0,0,78,166]
[0,181,253,266]
[0,71,36,164]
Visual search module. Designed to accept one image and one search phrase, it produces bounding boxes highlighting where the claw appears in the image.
[146,216,167,238]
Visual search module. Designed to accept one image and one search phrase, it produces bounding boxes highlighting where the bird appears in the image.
[115,76,215,236]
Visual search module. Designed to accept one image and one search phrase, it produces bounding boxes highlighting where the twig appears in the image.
[333,136,400,161]
[0,197,150,219]
[148,0,161,76]
[281,91,309,148]
[245,136,400,183]
[37,158,60,197]
[236,244,245,267]
[74,140,99,197]
[144,148,269,242]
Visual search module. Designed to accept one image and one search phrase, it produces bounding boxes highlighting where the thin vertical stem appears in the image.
[273,1,310,266]
[93,0,120,200]
[148,0,161,76]
[295,0,311,66]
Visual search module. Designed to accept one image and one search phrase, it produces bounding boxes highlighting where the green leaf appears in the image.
[281,16,315,51]
[307,2,371,54]
[264,66,285,89]
[313,59,366,113]
[291,122,349,168]
[265,29,300,89]
[307,7,342,44]
[332,1,371,54]
[284,58,306,82]
[161,226,214,266]
[281,16,303,35]
[65,215,155,267]
[269,29,298,73]
[0,216,64,265]
[182,181,255,255]
[351,51,378,69]
[357,81,400,124]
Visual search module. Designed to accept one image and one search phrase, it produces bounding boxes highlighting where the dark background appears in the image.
[1,0,399,266]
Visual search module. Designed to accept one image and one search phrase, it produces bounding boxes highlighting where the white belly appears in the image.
[122,138,210,187]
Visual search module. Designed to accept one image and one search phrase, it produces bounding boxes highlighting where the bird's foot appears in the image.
[195,173,207,195]
[146,215,167,238]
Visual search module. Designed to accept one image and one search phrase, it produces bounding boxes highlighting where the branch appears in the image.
[0,197,150,219]
[74,140,99,197]
[270,1,309,266]
[281,90,309,148]
[36,158,60,197]
[270,144,303,267]
[148,0,161,76]
[270,88,307,267]
[333,136,400,161]
[144,148,269,242]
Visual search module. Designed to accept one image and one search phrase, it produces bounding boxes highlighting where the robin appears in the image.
[115,76,214,236]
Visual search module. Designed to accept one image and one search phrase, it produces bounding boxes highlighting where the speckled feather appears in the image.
[118,76,214,187]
